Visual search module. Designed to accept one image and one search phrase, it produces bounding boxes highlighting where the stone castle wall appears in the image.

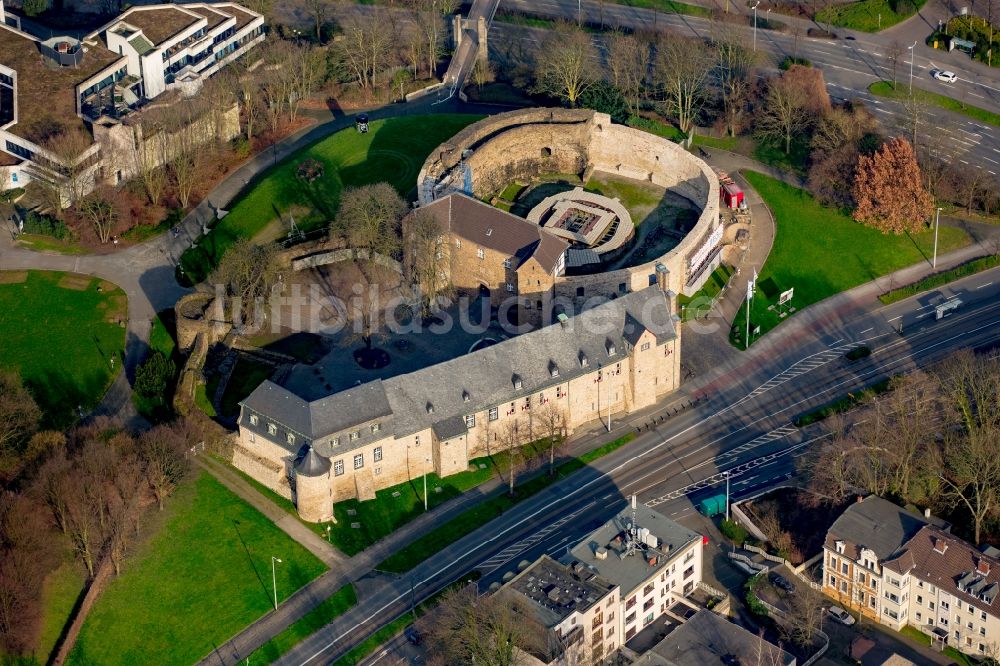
[417,108,722,301]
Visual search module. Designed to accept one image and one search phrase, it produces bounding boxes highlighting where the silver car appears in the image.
[828,605,856,625]
[934,70,958,83]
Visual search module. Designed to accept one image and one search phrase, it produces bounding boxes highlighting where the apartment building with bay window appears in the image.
[823,495,1000,658]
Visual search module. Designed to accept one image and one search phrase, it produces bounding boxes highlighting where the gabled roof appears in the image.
[421,193,568,274]
[825,496,931,561]
[894,526,1000,617]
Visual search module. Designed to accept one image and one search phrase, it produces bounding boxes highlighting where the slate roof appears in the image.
[888,526,1000,618]
[421,193,569,274]
[643,610,796,666]
[825,496,932,561]
[239,287,677,458]
[563,503,700,595]
[295,446,331,477]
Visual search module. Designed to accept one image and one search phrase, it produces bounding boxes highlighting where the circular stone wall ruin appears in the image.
[417,108,723,299]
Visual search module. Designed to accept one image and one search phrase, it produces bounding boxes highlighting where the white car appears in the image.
[828,606,856,626]
[934,70,958,83]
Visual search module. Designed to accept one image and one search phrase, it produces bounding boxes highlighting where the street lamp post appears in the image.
[271,556,282,610]
[933,207,942,268]
[908,41,917,95]
[423,456,431,511]
[751,1,760,52]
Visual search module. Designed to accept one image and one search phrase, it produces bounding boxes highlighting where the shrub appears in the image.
[779,55,812,70]
[135,351,176,399]
[0,187,25,203]
[21,211,70,240]
[720,519,749,544]
[744,575,770,617]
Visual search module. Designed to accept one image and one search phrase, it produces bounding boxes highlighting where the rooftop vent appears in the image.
[557,312,569,328]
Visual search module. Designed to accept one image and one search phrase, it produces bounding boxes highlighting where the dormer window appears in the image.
[512,374,522,390]
[370,423,380,433]
[250,414,258,426]
[331,437,340,446]
[579,352,588,368]
[286,433,295,445]
[503,258,512,268]
[463,390,471,402]
[835,540,845,555]
[549,361,559,378]
[606,340,616,356]
[426,402,434,414]
[349,431,360,441]
[933,537,948,554]
[268,423,277,436]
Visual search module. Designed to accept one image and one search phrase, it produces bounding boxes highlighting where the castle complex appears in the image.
[234,109,726,522]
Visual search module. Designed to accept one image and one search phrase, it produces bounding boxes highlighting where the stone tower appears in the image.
[293,447,332,523]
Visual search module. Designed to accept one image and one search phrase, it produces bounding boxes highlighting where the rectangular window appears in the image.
[625,627,635,641]
[503,258,512,268]
[332,437,340,446]
[268,423,277,435]
[415,435,420,446]
[505,283,514,292]
[641,342,650,351]
[248,432,255,443]
[842,563,849,574]
[917,596,923,604]
[625,596,636,610]
[371,423,380,433]
[489,407,498,421]
[643,599,653,611]
[375,466,381,475]
[644,584,654,595]
[477,248,485,259]
[334,460,344,476]
[625,611,635,625]
[350,431,360,441]
[287,433,295,445]
[353,454,363,469]
[465,414,475,428]
[374,447,382,462]
[683,566,694,579]
[250,414,258,425]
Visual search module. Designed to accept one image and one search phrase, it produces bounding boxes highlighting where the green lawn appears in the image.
[0,271,126,427]
[585,175,664,225]
[869,81,1000,127]
[179,114,482,284]
[377,434,635,573]
[678,264,734,320]
[247,584,357,663]
[899,626,977,666]
[879,253,1000,304]
[14,234,87,254]
[735,172,971,347]
[67,471,327,666]
[816,0,926,32]
[219,356,275,418]
[134,311,180,421]
[36,559,86,663]
[609,0,711,17]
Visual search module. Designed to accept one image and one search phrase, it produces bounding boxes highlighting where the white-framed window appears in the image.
[350,431,360,441]
[287,433,295,445]
[477,248,485,259]
[268,423,277,436]
[465,414,475,428]
[374,447,382,462]
[248,432,256,443]
[489,407,498,421]
[640,342,650,351]
[371,423,380,433]
[334,460,344,476]
[505,283,514,292]
[332,437,340,446]
[250,414,258,425]
[503,258,512,268]
[455,239,462,248]
[354,454,364,469]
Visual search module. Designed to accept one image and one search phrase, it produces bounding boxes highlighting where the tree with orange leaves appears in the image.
[852,137,933,234]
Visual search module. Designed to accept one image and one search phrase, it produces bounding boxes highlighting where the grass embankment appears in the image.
[247,585,357,663]
[133,311,179,421]
[607,0,711,17]
[900,626,978,666]
[869,81,1000,127]
[178,115,481,284]
[376,433,636,573]
[678,265,735,320]
[35,559,86,663]
[733,172,970,347]
[816,0,926,32]
[794,377,892,426]
[67,471,328,666]
[879,254,1000,304]
[0,270,126,427]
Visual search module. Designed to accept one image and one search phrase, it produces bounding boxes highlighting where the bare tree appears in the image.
[139,424,192,511]
[410,0,459,79]
[496,420,528,496]
[533,402,567,476]
[29,129,97,214]
[654,36,714,137]
[0,371,41,482]
[886,40,904,89]
[32,449,73,534]
[404,207,450,316]
[77,185,124,244]
[606,31,650,117]
[755,75,811,154]
[339,183,407,257]
[534,21,600,107]
[713,28,757,137]
[471,57,495,91]
[778,582,826,648]
[335,12,395,97]
[423,584,550,666]
[287,43,326,123]
[300,0,333,43]
[212,238,280,310]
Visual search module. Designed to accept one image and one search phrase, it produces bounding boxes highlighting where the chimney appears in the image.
[924,507,932,518]
[856,495,864,504]
[595,548,608,561]
[978,558,991,576]
[933,536,948,554]
[648,556,658,567]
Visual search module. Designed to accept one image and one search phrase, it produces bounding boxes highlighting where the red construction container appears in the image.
[721,181,744,209]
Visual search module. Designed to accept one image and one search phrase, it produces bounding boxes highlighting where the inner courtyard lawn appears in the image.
[0,270,126,427]
[736,172,971,347]
[179,114,482,284]
[66,471,328,666]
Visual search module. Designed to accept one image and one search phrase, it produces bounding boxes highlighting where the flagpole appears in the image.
[745,284,750,349]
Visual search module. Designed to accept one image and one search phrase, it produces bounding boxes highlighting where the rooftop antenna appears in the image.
[621,494,639,559]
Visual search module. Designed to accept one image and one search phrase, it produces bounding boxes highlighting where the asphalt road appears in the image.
[494,0,1000,177]
[274,268,1000,665]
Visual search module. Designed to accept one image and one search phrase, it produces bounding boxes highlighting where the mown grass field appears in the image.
[179,114,482,284]
[0,270,126,427]
[816,0,926,32]
[736,172,971,346]
[67,471,327,666]
[869,81,1000,127]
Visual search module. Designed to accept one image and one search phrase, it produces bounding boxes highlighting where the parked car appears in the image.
[933,70,958,83]
[769,573,795,593]
[828,605,856,625]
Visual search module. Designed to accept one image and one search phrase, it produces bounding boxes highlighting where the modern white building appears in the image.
[823,496,1000,658]
[0,2,262,197]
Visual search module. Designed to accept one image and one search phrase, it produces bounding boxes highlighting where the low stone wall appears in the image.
[291,247,402,274]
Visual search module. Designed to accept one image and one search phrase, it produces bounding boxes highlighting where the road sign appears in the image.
[778,288,794,306]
